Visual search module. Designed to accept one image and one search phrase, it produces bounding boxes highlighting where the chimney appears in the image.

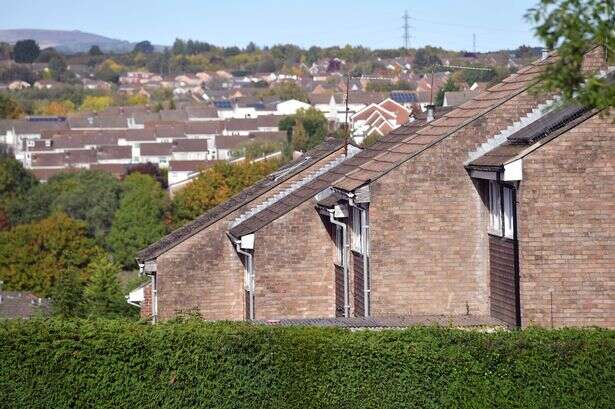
[425,104,435,122]
[541,49,549,61]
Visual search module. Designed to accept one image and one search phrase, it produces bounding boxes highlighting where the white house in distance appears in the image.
[276,99,311,115]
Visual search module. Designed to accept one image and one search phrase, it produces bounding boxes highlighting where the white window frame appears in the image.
[351,207,364,254]
[489,181,515,239]
[488,181,502,236]
[334,225,344,266]
[503,186,514,239]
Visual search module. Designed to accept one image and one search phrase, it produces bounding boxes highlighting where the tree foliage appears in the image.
[171,160,280,226]
[107,173,168,268]
[12,39,40,63]
[80,95,114,112]
[133,41,154,54]
[526,0,615,109]
[84,255,135,317]
[88,45,103,56]
[7,170,122,243]
[279,107,328,152]
[0,93,23,119]
[0,213,101,296]
[435,78,461,106]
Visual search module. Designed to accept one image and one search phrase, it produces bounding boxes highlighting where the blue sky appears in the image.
[2,0,543,51]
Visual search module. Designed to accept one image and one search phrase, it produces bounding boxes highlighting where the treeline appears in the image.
[0,155,283,316]
[1,319,614,408]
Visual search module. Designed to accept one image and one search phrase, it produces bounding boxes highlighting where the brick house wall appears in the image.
[154,149,344,321]
[253,201,337,319]
[140,282,152,319]
[517,113,615,328]
[367,89,550,317]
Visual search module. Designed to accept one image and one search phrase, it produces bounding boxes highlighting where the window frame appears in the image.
[351,207,365,254]
[488,180,515,239]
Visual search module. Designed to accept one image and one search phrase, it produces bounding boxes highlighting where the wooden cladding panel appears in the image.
[489,235,518,326]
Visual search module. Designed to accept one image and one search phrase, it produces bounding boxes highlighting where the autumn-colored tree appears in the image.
[127,94,148,105]
[171,160,280,226]
[80,95,114,112]
[0,212,102,296]
[84,255,136,318]
[107,173,168,268]
[34,100,75,116]
[0,94,23,119]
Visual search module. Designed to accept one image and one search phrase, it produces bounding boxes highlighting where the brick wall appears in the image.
[140,282,152,320]
[253,202,336,320]
[367,89,549,317]
[518,113,615,328]
[154,149,344,321]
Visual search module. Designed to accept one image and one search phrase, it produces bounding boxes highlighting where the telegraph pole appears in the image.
[473,33,477,54]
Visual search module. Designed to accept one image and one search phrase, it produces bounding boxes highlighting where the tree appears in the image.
[80,95,114,112]
[0,94,23,119]
[265,81,308,102]
[95,58,124,83]
[279,108,328,151]
[413,47,443,71]
[51,268,84,317]
[0,213,101,296]
[13,39,40,63]
[171,160,280,226]
[8,170,122,242]
[107,173,168,268]
[0,156,37,200]
[246,41,258,53]
[83,255,134,318]
[133,40,154,54]
[88,45,103,56]
[526,0,614,110]
[435,79,460,106]
[48,56,67,81]
[127,94,148,105]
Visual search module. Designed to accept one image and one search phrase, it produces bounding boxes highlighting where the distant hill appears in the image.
[0,29,164,54]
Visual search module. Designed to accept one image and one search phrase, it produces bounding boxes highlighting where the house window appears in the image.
[489,181,515,239]
[334,225,344,266]
[488,181,502,235]
[351,207,367,254]
[503,187,514,239]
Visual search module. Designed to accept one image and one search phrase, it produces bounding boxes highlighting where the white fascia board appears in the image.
[503,159,523,181]
[470,169,498,180]
[241,233,255,250]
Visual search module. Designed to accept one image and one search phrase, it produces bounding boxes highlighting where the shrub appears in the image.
[0,320,614,408]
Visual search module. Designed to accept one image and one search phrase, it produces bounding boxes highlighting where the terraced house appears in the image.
[137,47,614,328]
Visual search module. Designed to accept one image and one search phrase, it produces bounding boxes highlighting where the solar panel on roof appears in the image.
[390,91,417,103]
[214,100,233,109]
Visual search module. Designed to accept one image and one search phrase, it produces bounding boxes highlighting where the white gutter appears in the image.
[361,209,370,317]
[329,209,350,318]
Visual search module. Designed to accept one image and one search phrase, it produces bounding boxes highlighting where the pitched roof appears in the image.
[225,118,259,131]
[443,90,481,107]
[90,163,129,178]
[331,55,561,192]
[184,120,224,134]
[137,138,344,261]
[185,105,219,119]
[467,104,598,169]
[96,145,132,160]
[140,143,173,156]
[173,139,209,152]
[0,292,51,319]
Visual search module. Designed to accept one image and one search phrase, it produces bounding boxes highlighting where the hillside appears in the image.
[0,29,138,53]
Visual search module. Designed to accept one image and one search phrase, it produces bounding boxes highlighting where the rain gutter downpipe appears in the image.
[361,210,370,317]
[230,234,255,321]
[329,209,350,317]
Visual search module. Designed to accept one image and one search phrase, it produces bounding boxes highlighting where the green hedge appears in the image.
[1,319,614,408]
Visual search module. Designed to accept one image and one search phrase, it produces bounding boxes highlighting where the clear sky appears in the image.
[1,0,543,52]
